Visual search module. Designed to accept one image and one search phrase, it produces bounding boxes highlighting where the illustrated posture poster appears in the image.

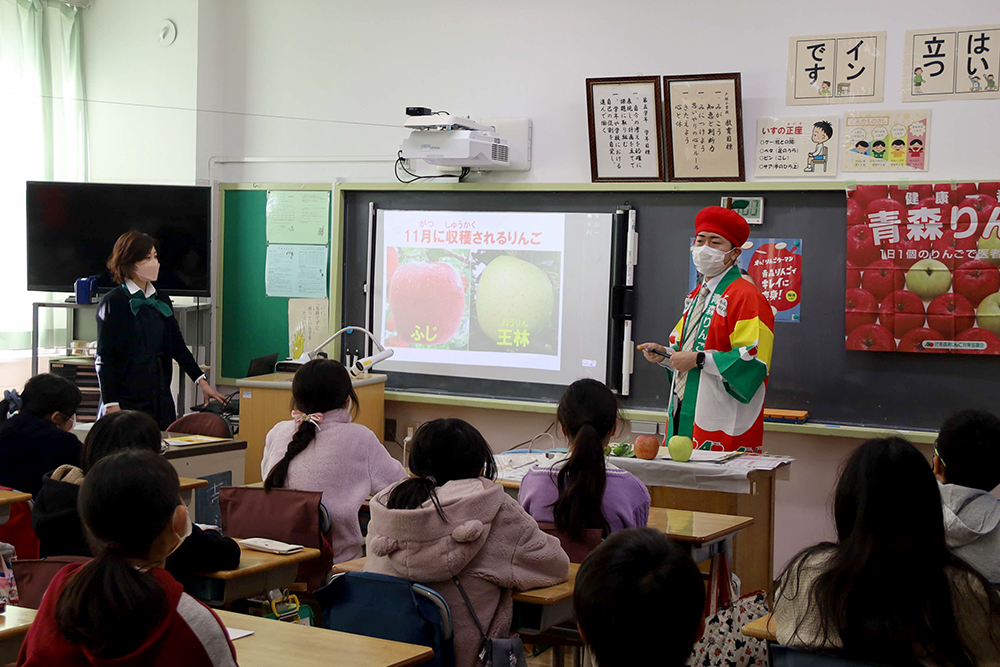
[754,116,839,177]
[845,182,1000,354]
[663,73,745,181]
[689,238,803,323]
[841,110,930,172]
[265,190,330,244]
[787,32,886,105]
[585,76,665,182]
[903,25,1000,101]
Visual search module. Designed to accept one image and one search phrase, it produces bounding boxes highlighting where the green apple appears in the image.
[474,256,554,343]
[905,259,952,300]
[667,435,694,463]
[976,292,1000,336]
[979,234,1000,269]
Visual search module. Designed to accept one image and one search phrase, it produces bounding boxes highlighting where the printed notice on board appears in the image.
[288,298,330,359]
[754,116,839,177]
[265,191,330,244]
[265,245,328,298]
[903,25,1000,101]
[787,32,886,105]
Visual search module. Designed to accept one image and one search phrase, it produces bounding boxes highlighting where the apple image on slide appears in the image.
[933,230,978,269]
[953,260,1000,307]
[878,290,926,339]
[905,259,952,300]
[634,435,661,461]
[898,327,946,353]
[846,225,881,268]
[861,260,904,302]
[387,247,399,283]
[845,324,896,352]
[387,261,466,345]
[474,255,554,344]
[926,293,975,339]
[666,435,694,463]
[976,293,1000,336]
[845,288,878,335]
[847,198,865,227]
[956,327,1000,355]
[846,261,861,290]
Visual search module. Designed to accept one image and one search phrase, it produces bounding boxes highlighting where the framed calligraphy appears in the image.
[662,72,745,182]
[585,76,665,182]
[903,25,1000,101]
[787,31,886,105]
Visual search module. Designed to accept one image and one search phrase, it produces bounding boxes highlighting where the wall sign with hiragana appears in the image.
[903,25,1000,101]
[585,76,665,182]
[787,31,886,105]
[663,72,745,182]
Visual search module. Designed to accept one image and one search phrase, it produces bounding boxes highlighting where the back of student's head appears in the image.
[575,527,704,667]
[82,409,162,472]
[936,409,1000,491]
[265,358,359,489]
[553,379,618,539]
[55,450,182,658]
[386,418,497,517]
[0,373,81,424]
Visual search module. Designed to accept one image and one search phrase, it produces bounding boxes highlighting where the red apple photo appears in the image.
[933,183,978,206]
[933,230,979,269]
[955,327,1000,355]
[847,225,881,268]
[953,259,1000,307]
[917,197,954,224]
[387,247,399,283]
[926,293,975,339]
[847,198,865,227]
[861,259,905,302]
[846,323,896,352]
[846,261,861,290]
[888,184,933,205]
[865,198,906,221]
[958,195,999,224]
[851,185,889,211]
[846,288,879,335]
[892,236,932,269]
[978,182,1000,200]
[878,290,926,339]
[898,327,947,353]
[387,261,467,346]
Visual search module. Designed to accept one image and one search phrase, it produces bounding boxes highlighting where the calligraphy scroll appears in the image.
[663,73,745,182]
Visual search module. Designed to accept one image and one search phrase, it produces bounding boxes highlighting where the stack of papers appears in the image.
[163,435,228,446]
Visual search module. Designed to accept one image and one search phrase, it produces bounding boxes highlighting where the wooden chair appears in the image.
[167,412,232,438]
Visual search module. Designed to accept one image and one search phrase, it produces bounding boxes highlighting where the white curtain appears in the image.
[0,0,88,349]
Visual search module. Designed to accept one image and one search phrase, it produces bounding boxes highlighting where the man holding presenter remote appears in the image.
[640,206,774,453]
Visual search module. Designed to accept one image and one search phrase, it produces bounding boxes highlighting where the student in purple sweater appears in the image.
[519,379,650,542]
[261,359,406,563]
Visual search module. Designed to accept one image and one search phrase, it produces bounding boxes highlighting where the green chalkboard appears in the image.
[218,187,332,381]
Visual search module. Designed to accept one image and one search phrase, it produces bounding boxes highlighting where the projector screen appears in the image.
[372,209,614,386]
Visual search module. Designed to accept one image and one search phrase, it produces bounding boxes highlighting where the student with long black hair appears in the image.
[519,378,649,541]
[260,358,405,562]
[772,437,1000,666]
[16,450,238,666]
[0,373,82,497]
[365,418,570,667]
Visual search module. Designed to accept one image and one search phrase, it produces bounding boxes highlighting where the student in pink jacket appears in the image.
[365,418,570,667]
[261,359,406,562]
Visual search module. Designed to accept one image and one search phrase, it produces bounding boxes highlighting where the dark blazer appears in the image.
[95,285,204,429]
[0,413,81,497]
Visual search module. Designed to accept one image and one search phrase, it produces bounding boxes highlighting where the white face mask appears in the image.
[169,505,193,556]
[691,245,734,278]
[134,257,160,283]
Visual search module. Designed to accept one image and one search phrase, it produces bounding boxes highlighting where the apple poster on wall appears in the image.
[845,182,1000,354]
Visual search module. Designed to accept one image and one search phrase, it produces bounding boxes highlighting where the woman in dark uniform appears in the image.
[95,231,226,429]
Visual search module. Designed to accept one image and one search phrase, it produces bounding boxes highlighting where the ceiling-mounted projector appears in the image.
[398,110,531,171]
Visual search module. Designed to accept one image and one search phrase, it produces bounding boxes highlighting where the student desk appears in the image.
[0,605,36,663]
[188,544,321,607]
[647,506,753,566]
[0,490,31,527]
[741,613,776,641]
[215,609,433,667]
[178,477,209,507]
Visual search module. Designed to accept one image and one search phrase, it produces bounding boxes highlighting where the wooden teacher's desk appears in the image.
[236,372,386,484]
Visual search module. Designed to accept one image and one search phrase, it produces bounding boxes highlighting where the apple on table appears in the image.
[633,435,661,461]
[667,435,694,463]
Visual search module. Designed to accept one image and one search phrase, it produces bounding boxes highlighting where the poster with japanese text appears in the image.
[840,110,930,172]
[689,238,803,323]
[664,73,745,181]
[586,77,665,182]
[754,116,839,177]
[787,32,886,105]
[288,298,329,360]
[845,182,1000,355]
[903,25,1000,101]
[380,211,564,370]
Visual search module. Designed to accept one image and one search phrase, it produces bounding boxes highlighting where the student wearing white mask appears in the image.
[639,207,775,452]
[95,231,227,429]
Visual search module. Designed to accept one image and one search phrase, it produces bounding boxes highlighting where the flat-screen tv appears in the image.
[26,181,211,297]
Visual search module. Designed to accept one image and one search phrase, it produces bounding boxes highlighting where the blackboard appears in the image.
[339,187,998,431]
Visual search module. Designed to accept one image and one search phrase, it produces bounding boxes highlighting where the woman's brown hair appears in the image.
[106,231,158,284]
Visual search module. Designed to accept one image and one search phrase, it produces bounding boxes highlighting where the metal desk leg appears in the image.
[31,303,40,375]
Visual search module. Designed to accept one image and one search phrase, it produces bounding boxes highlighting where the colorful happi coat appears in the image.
[664,265,775,452]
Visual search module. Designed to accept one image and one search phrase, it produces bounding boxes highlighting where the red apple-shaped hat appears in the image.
[695,206,750,248]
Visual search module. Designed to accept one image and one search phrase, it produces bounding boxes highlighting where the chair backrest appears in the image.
[316,571,455,667]
[769,644,890,667]
[537,522,602,563]
[12,556,91,608]
[218,486,333,590]
[167,413,232,438]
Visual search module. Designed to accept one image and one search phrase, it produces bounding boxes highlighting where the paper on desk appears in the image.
[660,449,730,462]
[494,453,552,483]
[719,453,794,471]
[164,435,228,446]
[226,627,255,641]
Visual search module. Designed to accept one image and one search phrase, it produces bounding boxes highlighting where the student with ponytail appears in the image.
[365,418,570,667]
[0,373,82,497]
[16,450,238,666]
[260,358,405,562]
[519,379,650,541]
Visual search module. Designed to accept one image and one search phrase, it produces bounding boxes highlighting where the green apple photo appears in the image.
[905,259,952,300]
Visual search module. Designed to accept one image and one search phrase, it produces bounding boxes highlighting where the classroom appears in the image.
[1,1,999,666]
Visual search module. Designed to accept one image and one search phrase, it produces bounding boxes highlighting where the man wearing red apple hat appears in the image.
[640,206,775,452]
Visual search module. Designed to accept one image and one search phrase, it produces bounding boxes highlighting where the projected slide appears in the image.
[373,210,613,386]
